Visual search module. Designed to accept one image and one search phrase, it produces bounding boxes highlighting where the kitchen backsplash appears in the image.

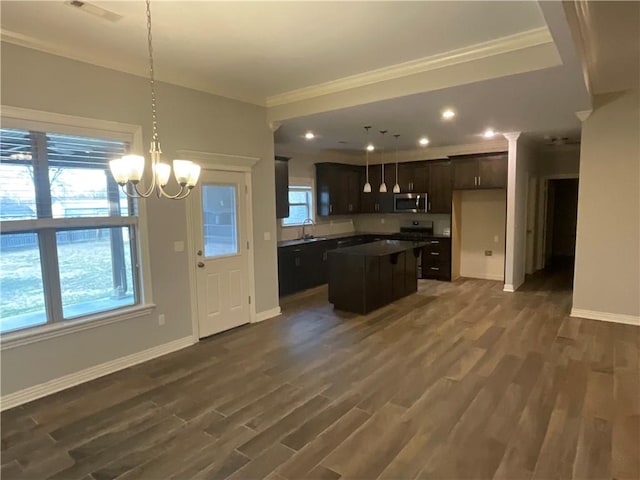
[277,213,451,241]
[353,213,452,236]
[278,217,355,241]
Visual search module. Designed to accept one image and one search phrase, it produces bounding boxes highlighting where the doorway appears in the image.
[192,170,251,338]
[544,178,579,273]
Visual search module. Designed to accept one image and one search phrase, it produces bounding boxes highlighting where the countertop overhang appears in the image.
[327,240,429,257]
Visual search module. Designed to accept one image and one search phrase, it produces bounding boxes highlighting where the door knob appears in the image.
[197,262,205,268]
[197,250,203,256]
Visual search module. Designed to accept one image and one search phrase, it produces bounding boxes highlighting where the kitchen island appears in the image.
[327,240,427,314]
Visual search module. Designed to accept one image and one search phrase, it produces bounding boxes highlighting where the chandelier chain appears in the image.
[146,0,159,143]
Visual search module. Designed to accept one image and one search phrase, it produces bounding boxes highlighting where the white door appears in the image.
[194,170,250,338]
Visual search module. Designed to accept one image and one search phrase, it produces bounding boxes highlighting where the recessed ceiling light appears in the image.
[483,128,496,138]
[366,144,375,152]
[441,109,456,120]
[304,131,315,140]
[419,137,430,146]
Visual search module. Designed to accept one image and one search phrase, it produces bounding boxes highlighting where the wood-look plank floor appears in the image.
[2,267,639,480]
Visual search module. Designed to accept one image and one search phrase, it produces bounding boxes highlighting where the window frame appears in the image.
[0,106,154,348]
[281,178,314,227]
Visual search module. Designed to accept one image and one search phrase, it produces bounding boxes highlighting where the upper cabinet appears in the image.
[275,156,289,219]
[397,161,429,193]
[451,152,508,190]
[316,163,362,216]
[427,160,453,214]
[361,163,395,213]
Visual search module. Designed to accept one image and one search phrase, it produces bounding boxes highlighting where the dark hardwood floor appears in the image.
[2,269,639,480]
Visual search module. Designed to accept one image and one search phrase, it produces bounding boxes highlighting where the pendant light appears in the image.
[363,126,372,193]
[393,134,401,193]
[379,130,388,193]
[109,0,200,199]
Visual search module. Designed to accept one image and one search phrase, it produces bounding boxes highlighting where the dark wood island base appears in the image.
[327,240,427,314]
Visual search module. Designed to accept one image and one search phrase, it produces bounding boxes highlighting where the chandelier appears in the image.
[109,0,200,199]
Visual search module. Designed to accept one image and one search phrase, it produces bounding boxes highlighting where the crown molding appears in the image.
[575,110,592,122]
[265,27,553,108]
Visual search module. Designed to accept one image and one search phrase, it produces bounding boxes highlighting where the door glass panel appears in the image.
[0,233,47,333]
[202,184,238,258]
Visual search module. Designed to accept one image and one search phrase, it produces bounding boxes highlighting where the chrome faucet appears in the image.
[301,218,315,239]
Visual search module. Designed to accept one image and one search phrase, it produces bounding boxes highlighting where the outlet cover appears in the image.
[484,250,493,256]
[158,314,166,326]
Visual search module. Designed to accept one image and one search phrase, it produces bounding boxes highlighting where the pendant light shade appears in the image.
[379,130,387,193]
[392,134,401,193]
[363,126,372,193]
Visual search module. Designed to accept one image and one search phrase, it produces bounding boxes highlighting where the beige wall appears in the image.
[573,89,640,321]
[0,43,279,395]
[536,145,580,176]
[459,190,506,281]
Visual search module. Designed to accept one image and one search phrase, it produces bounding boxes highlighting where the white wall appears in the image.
[0,43,279,396]
[573,89,640,322]
[504,134,536,291]
[459,190,506,281]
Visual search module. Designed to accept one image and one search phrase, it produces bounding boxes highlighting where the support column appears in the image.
[503,132,521,292]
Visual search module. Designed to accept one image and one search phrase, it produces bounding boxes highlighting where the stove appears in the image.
[398,222,434,240]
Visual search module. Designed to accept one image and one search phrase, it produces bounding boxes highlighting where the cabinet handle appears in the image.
[478,176,481,186]
[329,204,333,214]
[430,252,440,256]
[430,267,440,271]
[474,176,477,186]
[295,257,300,267]
[431,240,440,245]
[428,202,431,212]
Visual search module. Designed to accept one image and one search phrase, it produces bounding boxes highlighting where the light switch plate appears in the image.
[174,241,184,252]
[263,232,271,241]
[494,235,499,243]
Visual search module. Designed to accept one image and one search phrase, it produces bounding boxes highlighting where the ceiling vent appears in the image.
[66,1,123,22]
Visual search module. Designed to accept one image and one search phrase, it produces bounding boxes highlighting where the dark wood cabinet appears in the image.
[397,161,428,193]
[477,154,508,188]
[316,163,362,216]
[421,237,451,281]
[361,164,394,213]
[427,160,453,214]
[452,152,507,190]
[274,156,289,219]
[278,240,338,296]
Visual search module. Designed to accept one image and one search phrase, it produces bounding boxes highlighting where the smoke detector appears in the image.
[66,1,122,22]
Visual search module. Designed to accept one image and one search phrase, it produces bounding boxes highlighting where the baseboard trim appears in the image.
[503,284,515,292]
[254,307,281,323]
[570,308,640,326]
[0,336,194,411]
[461,272,505,282]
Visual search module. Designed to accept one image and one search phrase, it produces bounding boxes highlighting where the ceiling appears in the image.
[1,1,593,153]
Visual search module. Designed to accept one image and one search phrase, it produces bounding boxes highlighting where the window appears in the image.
[282,185,313,226]
[0,127,141,335]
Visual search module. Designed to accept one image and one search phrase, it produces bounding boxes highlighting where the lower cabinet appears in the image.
[421,238,451,281]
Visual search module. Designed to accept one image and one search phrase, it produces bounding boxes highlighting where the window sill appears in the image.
[0,303,156,351]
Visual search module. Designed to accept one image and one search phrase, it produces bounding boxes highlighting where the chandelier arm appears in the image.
[157,182,188,200]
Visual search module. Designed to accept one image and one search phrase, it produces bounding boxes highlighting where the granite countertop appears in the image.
[327,240,429,257]
[277,231,449,248]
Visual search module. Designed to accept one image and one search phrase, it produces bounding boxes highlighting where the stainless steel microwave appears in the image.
[394,193,428,213]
